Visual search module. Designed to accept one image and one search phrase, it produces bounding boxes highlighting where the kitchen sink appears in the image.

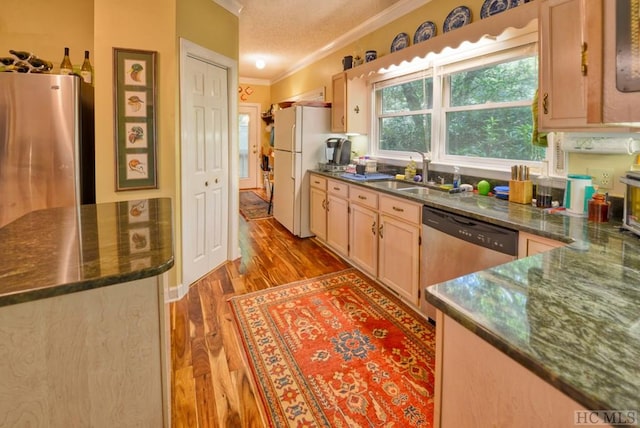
[366,180,419,190]
[398,187,430,196]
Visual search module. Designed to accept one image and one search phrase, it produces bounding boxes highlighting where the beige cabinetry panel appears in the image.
[518,231,565,257]
[326,179,350,257]
[435,312,589,428]
[538,0,589,130]
[377,195,421,307]
[309,174,328,240]
[0,275,170,427]
[349,186,379,277]
[331,72,368,134]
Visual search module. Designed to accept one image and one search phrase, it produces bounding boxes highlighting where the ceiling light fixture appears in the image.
[255,59,266,69]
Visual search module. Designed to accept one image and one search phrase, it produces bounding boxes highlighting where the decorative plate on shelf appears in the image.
[480,0,516,19]
[443,6,472,33]
[390,32,410,52]
[413,21,437,44]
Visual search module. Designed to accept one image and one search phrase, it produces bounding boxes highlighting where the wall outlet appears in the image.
[588,168,614,189]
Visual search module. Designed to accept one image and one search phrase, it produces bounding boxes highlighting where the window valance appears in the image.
[345,1,539,80]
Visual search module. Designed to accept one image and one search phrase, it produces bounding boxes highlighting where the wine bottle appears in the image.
[80,50,92,84]
[60,47,73,75]
[0,57,15,66]
[28,57,53,71]
[9,50,32,61]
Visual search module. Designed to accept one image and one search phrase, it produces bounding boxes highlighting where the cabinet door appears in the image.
[349,203,378,277]
[309,187,327,241]
[346,76,368,135]
[539,0,588,130]
[326,194,349,257]
[331,73,346,132]
[378,215,420,307]
[518,231,565,257]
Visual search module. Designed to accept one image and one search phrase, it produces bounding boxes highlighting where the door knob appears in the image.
[215,178,219,184]
[205,181,209,187]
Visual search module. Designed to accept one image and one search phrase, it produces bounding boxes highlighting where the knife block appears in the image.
[509,180,532,204]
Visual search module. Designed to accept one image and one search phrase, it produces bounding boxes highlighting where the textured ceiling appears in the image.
[238,0,403,83]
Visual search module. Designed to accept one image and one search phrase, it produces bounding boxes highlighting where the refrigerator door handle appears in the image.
[291,152,295,180]
[290,123,296,153]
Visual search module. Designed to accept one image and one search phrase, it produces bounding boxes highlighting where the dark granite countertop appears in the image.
[312,170,640,416]
[0,198,174,307]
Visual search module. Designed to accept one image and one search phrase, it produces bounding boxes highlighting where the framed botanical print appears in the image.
[113,48,158,190]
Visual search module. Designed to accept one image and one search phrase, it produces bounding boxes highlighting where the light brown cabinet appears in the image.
[326,180,350,257]
[518,231,565,257]
[331,72,368,134]
[348,186,379,277]
[539,0,640,129]
[309,175,327,240]
[377,194,421,307]
[434,311,590,428]
[538,0,589,130]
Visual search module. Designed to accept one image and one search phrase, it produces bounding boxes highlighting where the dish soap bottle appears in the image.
[453,166,461,188]
[405,158,416,181]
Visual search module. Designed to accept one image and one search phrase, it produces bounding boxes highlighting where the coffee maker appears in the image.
[325,137,351,165]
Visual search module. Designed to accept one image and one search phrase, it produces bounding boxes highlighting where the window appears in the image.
[375,73,433,155]
[371,39,545,171]
[444,55,543,161]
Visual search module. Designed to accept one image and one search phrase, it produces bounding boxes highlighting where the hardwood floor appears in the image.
[170,192,350,427]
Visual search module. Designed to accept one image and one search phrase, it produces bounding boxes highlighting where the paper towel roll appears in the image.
[564,174,593,216]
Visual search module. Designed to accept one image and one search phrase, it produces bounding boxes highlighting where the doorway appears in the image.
[239,103,260,189]
[179,38,240,291]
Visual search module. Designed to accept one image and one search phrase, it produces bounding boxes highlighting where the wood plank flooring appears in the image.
[170,190,350,427]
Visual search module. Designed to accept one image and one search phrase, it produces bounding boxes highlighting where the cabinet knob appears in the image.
[379,224,384,239]
[354,105,360,114]
[392,206,405,213]
[371,221,376,235]
[542,93,549,115]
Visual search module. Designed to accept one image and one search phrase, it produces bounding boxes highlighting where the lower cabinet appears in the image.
[326,188,349,257]
[378,194,421,306]
[310,185,327,240]
[349,186,379,277]
[435,311,589,428]
[518,231,565,257]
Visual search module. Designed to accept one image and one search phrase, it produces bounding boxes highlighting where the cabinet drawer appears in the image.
[379,195,420,225]
[310,174,327,190]
[349,186,378,209]
[327,179,349,198]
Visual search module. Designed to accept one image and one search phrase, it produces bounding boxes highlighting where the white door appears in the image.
[239,103,260,189]
[181,55,229,286]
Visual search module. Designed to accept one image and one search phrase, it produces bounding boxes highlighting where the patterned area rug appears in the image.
[239,190,271,220]
[229,268,435,427]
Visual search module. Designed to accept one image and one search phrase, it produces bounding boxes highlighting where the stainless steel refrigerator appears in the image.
[273,105,331,237]
[0,73,95,228]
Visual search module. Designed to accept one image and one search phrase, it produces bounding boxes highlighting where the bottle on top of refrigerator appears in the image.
[60,47,73,75]
[80,50,92,84]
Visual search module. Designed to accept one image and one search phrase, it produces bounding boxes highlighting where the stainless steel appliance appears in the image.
[620,171,640,237]
[420,205,518,320]
[273,105,330,237]
[325,137,351,165]
[0,73,95,228]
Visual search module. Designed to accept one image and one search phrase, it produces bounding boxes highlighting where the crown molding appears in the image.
[270,0,430,84]
[239,77,271,86]
[212,0,243,16]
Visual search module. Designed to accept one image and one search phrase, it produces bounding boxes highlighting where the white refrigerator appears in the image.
[273,105,331,237]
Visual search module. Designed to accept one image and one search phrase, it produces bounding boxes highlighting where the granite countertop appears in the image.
[0,197,174,307]
[313,170,640,415]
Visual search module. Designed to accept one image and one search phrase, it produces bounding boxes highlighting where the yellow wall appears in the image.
[271,0,484,103]
[239,83,272,155]
[177,0,239,60]
[0,0,94,69]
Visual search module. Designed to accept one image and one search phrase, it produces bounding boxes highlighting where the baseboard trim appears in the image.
[166,282,189,302]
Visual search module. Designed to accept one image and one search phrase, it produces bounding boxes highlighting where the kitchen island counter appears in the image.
[0,197,174,307]
[0,197,174,426]
[312,170,640,422]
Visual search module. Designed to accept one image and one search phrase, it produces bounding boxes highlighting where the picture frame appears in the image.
[116,199,158,270]
[113,48,158,190]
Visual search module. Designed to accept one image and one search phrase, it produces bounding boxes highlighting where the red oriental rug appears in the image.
[228,268,435,427]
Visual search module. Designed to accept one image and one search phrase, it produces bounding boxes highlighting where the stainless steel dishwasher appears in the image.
[420,205,518,320]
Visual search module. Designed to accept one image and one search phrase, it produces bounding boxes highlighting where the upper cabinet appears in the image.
[538,0,589,130]
[331,72,368,134]
[539,0,640,130]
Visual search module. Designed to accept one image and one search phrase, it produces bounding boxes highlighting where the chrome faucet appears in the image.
[413,151,430,183]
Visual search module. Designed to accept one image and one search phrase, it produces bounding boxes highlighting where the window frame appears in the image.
[369,31,545,175]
